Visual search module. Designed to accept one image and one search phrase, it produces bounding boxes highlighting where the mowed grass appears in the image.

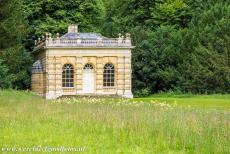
[0,90,229,153]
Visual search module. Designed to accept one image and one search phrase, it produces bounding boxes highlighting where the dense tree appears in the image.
[0,46,32,89]
[23,0,106,49]
[132,26,183,93]
[150,0,192,28]
[178,2,230,93]
[132,1,230,94]
[0,60,14,88]
[0,0,27,49]
[0,0,32,89]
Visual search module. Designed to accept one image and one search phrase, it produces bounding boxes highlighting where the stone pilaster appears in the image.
[96,57,103,94]
[117,56,125,96]
[123,56,133,98]
[76,57,83,93]
[55,57,62,98]
[74,57,78,92]
[45,56,57,99]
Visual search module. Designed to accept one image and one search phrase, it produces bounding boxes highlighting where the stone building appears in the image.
[31,24,134,99]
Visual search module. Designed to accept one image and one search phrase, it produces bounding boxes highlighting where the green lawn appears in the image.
[135,94,230,109]
[0,90,229,153]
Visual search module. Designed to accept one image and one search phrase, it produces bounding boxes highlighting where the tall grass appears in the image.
[0,90,229,153]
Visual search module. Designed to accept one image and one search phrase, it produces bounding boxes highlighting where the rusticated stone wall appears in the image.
[31,50,46,96]
[31,73,44,96]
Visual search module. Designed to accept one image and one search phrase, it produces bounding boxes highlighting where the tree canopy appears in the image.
[0,0,229,94]
[0,0,32,89]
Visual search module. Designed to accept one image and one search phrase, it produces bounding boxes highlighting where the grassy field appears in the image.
[137,93,230,110]
[0,90,229,153]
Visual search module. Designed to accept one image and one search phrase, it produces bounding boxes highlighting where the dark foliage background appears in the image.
[0,0,229,94]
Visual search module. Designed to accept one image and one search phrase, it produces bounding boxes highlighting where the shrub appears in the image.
[0,59,14,88]
[134,87,151,97]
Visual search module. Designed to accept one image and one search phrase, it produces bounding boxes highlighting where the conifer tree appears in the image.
[0,0,32,89]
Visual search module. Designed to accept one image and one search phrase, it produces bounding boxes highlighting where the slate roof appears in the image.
[32,60,43,73]
[61,33,107,39]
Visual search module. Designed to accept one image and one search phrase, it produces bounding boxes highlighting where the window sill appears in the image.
[62,87,75,89]
[103,87,115,89]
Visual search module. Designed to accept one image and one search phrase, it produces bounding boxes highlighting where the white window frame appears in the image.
[62,64,74,88]
[103,63,115,87]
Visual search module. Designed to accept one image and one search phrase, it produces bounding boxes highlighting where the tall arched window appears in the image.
[103,63,115,87]
[62,64,74,87]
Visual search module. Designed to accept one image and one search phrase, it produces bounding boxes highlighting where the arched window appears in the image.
[62,64,74,87]
[84,63,94,69]
[103,63,115,87]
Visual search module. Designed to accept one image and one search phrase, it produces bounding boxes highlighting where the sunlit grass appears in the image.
[136,93,230,109]
[0,90,229,153]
